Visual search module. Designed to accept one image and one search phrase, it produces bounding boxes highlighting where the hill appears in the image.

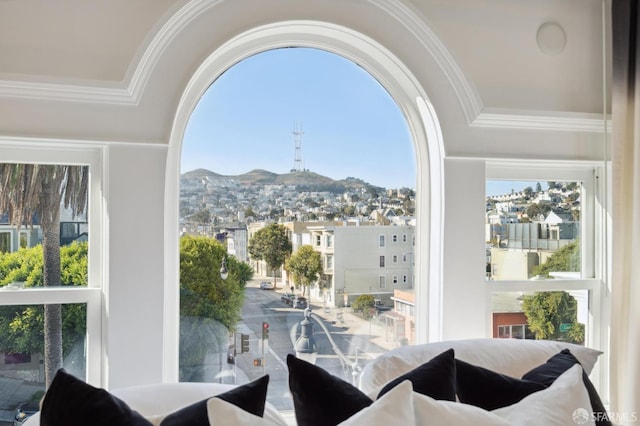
[181,168,383,193]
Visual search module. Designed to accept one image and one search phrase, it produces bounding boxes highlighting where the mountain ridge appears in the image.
[181,168,384,191]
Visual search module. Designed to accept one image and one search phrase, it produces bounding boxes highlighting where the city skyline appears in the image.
[181,47,415,189]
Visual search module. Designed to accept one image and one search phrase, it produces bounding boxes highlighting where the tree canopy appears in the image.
[352,294,376,320]
[248,223,292,286]
[0,242,88,358]
[286,245,322,298]
[521,291,584,344]
[178,235,252,380]
[532,242,580,277]
[179,235,250,329]
[523,241,583,343]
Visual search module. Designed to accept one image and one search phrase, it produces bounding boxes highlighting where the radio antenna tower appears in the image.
[292,122,304,172]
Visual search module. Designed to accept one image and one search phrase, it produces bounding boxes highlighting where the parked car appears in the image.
[259,281,275,290]
[280,293,295,304]
[294,296,307,309]
[374,299,391,313]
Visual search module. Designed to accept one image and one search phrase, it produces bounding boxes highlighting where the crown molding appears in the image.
[369,0,483,124]
[472,111,611,133]
[0,79,133,105]
[0,0,222,105]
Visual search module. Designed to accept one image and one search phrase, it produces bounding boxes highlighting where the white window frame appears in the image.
[486,160,609,395]
[0,142,104,387]
[378,275,386,289]
[165,17,447,379]
[378,234,385,247]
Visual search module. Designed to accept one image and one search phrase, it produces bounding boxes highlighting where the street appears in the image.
[232,279,394,412]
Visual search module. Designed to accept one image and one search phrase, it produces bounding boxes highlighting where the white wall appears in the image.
[441,158,488,339]
[105,144,167,389]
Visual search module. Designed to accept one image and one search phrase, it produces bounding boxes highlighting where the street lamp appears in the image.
[294,308,317,364]
[220,255,228,280]
[294,307,361,385]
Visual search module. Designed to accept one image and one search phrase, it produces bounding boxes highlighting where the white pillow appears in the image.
[338,380,416,426]
[414,365,593,426]
[413,393,510,426]
[340,366,593,426]
[492,364,595,426]
[206,398,287,426]
[358,338,602,394]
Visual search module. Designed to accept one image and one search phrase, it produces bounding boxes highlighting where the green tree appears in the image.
[190,209,211,225]
[0,164,88,387]
[178,235,250,380]
[521,291,584,344]
[179,235,247,328]
[532,242,580,278]
[526,203,552,220]
[286,245,322,300]
[524,242,583,344]
[248,223,292,288]
[535,182,542,192]
[0,242,88,363]
[352,294,376,320]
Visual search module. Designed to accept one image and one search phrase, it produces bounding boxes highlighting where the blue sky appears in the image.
[486,180,548,197]
[181,47,415,188]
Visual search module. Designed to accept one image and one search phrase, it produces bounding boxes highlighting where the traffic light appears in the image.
[241,333,249,353]
[262,322,269,340]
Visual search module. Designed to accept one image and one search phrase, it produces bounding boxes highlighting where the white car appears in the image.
[259,281,275,290]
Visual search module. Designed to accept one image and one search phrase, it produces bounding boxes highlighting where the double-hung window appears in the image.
[486,161,607,353]
[0,146,104,412]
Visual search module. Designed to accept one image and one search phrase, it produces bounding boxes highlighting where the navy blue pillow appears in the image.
[41,369,271,426]
[287,354,373,426]
[455,359,546,410]
[377,348,457,401]
[522,349,611,426]
[159,375,270,426]
[41,369,152,426]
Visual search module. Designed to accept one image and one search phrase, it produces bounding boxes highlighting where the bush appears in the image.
[352,294,375,313]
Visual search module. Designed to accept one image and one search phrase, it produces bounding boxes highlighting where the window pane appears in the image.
[486,180,581,281]
[491,291,587,343]
[179,48,416,413]
[0,303,87,422]
[0,232,10,253]
[0,163,89,287]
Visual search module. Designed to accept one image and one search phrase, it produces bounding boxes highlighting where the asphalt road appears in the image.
[234,281,390,411]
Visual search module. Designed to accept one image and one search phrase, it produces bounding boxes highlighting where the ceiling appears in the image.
[0,0,611,142]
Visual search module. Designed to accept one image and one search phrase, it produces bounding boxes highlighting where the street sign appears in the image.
[559,323,572,332]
